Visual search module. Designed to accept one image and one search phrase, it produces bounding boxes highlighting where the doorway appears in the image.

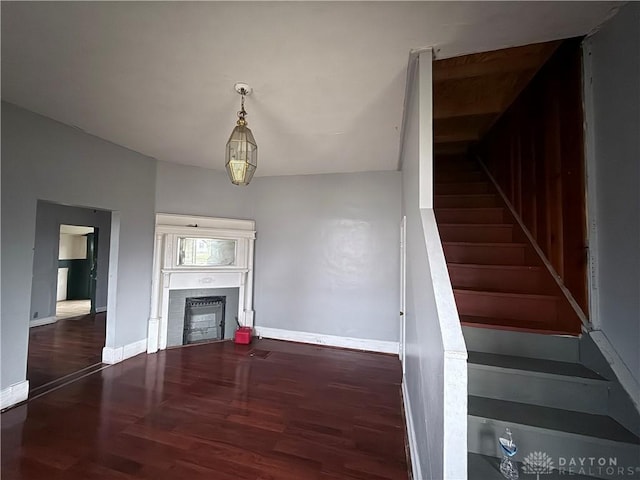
[56,224,97,319]
[28,201,112,396]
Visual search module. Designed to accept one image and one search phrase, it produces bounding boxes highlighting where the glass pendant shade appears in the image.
[225,124,257,186]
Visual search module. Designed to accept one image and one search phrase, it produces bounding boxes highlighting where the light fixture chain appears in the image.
[238,89,247,123]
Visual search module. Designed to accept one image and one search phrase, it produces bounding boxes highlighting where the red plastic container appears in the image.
[234,326,252,345]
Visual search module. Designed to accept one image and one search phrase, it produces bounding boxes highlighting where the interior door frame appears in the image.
[399,215,407,374]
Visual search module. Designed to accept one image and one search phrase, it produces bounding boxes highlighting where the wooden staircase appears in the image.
[434,154,582,335]
[434,156,640,480]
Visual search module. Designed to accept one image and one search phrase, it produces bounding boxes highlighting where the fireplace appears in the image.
[147,214,255,353]
[183,296,226,344]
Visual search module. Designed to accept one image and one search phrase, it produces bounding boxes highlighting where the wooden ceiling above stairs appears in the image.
[433,41,561,155]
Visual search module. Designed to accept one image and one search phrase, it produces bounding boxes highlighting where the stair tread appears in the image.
[455,289,558,301]
[435,207,504,211]
[468,351,606,381]
[435,193,498,197]
[440,223,513,227]
[434,181,490,185]
[443,241,526,247]
[469,396,640,444]
[450,263,541,271]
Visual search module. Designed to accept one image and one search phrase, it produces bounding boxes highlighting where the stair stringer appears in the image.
[475,155,589,332]
[475,155,640,436]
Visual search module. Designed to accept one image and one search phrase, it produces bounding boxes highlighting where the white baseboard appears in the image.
[254,326,399,354]
[0,380,29,410]
[402,380,423,480]
[102,338,147,365]
[590,330,640,413]
[29,316,57,327]
[95,306,107,313]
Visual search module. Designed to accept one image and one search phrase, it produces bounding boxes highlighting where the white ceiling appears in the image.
[1,2,619,177]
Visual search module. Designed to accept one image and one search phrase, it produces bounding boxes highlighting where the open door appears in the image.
[87,229,98,315]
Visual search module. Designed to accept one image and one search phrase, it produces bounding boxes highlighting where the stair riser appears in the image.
[468,366,609,414]
[454,291,558,323]
[435,171,486,183]
[434,161,478,173]
[440,225,513,243]
[449,265,549,294]
[435,195,501,208]
[435,182,492,195]
[462,326,580,362]
[436,208,505,224]
[443,244,527,265]
[468,418,640,480]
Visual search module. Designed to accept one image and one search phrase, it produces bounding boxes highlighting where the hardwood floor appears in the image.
[2,339,409,479]
[27,313,106,391]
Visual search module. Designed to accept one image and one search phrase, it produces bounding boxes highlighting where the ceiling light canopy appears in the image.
[225,83,257,186]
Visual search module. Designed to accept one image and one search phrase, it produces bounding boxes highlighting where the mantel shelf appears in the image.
[161,268,250,274]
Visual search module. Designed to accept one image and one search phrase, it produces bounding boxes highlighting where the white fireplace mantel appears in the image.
[147,214,256,353]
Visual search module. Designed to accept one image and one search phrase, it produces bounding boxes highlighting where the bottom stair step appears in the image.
[468,396,640,480]
[468,453,604,480]
[469,396,640,444]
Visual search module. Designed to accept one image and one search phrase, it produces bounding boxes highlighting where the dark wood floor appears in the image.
[27,313,106,390]
[2,339,409,479]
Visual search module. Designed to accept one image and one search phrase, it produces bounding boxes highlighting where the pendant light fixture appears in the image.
[225,83,257,186]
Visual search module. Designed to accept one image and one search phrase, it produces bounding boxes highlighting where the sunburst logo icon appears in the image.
[522,451,554,479]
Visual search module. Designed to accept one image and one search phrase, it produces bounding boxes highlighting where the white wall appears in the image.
[30,202,111,321]
[585,2,640,384]
[156,161,402,343]
[59,233,88,260]
[1,102,156,391]
[400,51,467,480]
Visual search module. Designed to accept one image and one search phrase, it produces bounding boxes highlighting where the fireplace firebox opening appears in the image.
[183,296,226,345]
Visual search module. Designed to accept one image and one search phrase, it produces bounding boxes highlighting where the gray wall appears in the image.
[251,172,401,341]
[30,201,111,320]
[156,161,402,342]
[1,102,157,390]
[156,160,254,220]
[586,2,640,383]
